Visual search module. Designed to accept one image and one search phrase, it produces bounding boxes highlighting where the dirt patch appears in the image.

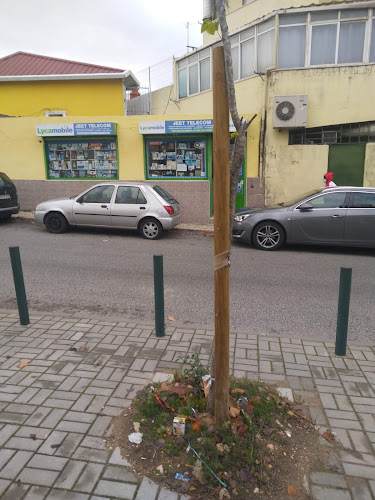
[106,376,331,499]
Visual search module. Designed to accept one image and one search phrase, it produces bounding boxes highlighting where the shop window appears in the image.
[146,139,206,179]
[46,140,118,180]
[338,21,366,63]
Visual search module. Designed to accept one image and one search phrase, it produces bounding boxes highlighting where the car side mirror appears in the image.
[298,202,313,211]
[76,197,83,204]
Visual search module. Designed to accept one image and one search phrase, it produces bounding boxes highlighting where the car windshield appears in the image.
[278,189,322,207]
[153,185,177,204]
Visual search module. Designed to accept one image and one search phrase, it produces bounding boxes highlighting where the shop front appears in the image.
[36,122,118,180]
[139,119,247,216]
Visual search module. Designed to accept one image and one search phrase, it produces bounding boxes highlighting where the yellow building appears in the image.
[151,0,375,206]
[0,52,139,117]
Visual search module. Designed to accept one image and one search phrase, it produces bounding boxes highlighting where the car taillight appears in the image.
[164,205,174,215]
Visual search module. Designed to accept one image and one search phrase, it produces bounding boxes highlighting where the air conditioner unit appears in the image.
[45,111,67,117]
[273,95,308,129]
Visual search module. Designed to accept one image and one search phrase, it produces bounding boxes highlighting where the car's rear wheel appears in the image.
[252,221,285,251]
[45,212,68,234]
[139,218,162,240]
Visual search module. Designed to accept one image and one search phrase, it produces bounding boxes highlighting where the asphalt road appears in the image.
[1,218,375,345]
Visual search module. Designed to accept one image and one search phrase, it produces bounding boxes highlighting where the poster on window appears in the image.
[146,139,206,179]
[46,140,118,180]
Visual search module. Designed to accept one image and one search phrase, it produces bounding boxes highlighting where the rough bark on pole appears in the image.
[213,46,230,424]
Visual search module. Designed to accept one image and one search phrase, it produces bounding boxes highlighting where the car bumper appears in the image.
[35,210,47,224]
[160,214,181,230]
[232,220,252,242]
[0,203,19,215]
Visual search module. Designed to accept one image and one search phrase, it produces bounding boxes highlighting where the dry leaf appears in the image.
[77,344,88,351]
[167,316,175,321]
[133,422,140,432]
[18,360,30,369]
[192,419,204,432]
[232,388,245,394]
[288,486,297,496]
[188,486,196,492]
[198,231,214,237]
[288,410,307,420]
[322,432,334,444]
[172,385,192,396]
[229,406,240,418]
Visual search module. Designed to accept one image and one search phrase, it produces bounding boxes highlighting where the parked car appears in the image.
[0,172,19,220]
[35,182,180,239]
[232,187,375,250]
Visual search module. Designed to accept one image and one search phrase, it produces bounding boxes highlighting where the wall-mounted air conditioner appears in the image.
[273,95,308,129]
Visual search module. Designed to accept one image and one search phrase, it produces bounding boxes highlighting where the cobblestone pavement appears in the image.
[0,309,374,499]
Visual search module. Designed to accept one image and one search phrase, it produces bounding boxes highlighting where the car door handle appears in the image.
[332,215,343,218]
[101,205,108,209]
[139,207,146,210]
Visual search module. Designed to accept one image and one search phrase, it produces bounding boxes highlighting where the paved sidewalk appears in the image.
[0,309,374,499]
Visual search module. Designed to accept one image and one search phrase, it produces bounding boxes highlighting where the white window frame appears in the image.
[177,49,212,99]
[277,13,308,69]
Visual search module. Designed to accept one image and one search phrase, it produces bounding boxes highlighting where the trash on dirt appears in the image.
[133,422,140,433]
[254,487,260,494]
[18,360,30,369]
[187,442,227,488]
[219,487,231,499]
[202,374,213,398]
[156,464,164,474]
[173,416,186,435]
[288,485,297,496]
[175,473,190,482]
[322,431,334,444]
[229,406,240,418]
[128,432,143,444]
[285,430,292,438]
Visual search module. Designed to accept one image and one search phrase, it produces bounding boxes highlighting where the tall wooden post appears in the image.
[213,46,230,424]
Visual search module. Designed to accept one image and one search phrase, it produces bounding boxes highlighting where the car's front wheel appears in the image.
[252,221,285,250]
[44,212,68,234]
[139,218,162,240]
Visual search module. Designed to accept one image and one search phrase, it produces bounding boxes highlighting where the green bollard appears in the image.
[335,267,352,356]
[9,246,30,326]
[153,254,165,338]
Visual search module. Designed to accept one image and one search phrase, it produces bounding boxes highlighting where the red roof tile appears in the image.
[0,52,125,76]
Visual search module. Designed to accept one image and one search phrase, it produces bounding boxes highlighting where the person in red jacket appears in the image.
[324,172,337,188]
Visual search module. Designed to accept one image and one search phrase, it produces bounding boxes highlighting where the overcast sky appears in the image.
[0,0,203,76]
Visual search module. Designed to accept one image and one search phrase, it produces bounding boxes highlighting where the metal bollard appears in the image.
[153,254,165,337]
[335,267,352,356]
[9,246,30,326]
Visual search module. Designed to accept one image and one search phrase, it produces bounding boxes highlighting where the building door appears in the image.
[328,144,366,186]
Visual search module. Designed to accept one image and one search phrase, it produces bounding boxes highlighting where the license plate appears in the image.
[0,194,10,199]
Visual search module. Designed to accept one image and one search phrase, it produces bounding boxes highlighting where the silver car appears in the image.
[35,182,180,239]
[233,187,375,250]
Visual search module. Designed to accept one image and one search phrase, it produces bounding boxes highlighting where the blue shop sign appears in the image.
[165,120,213,133]
[36,122,117,137]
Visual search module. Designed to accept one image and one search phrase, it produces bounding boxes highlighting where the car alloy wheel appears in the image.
[252,221,284,250]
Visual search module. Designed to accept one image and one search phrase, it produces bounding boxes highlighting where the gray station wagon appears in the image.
[233,186,375,250]
[35,182,180,239]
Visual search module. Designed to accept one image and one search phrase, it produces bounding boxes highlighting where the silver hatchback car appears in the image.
[35,182,181,239]
[233,186,375,250]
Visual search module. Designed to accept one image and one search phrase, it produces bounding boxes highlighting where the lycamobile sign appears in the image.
[36,123,117,137]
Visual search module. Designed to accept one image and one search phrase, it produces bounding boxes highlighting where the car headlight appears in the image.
[234,213,251,222]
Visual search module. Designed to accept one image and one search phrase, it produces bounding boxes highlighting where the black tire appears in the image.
[252,221,285,251]
[0,214,12,221]
[139,218,162,240]
[44,212,69,234]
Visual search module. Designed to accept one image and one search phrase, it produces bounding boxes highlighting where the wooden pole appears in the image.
[213,46,230,424]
